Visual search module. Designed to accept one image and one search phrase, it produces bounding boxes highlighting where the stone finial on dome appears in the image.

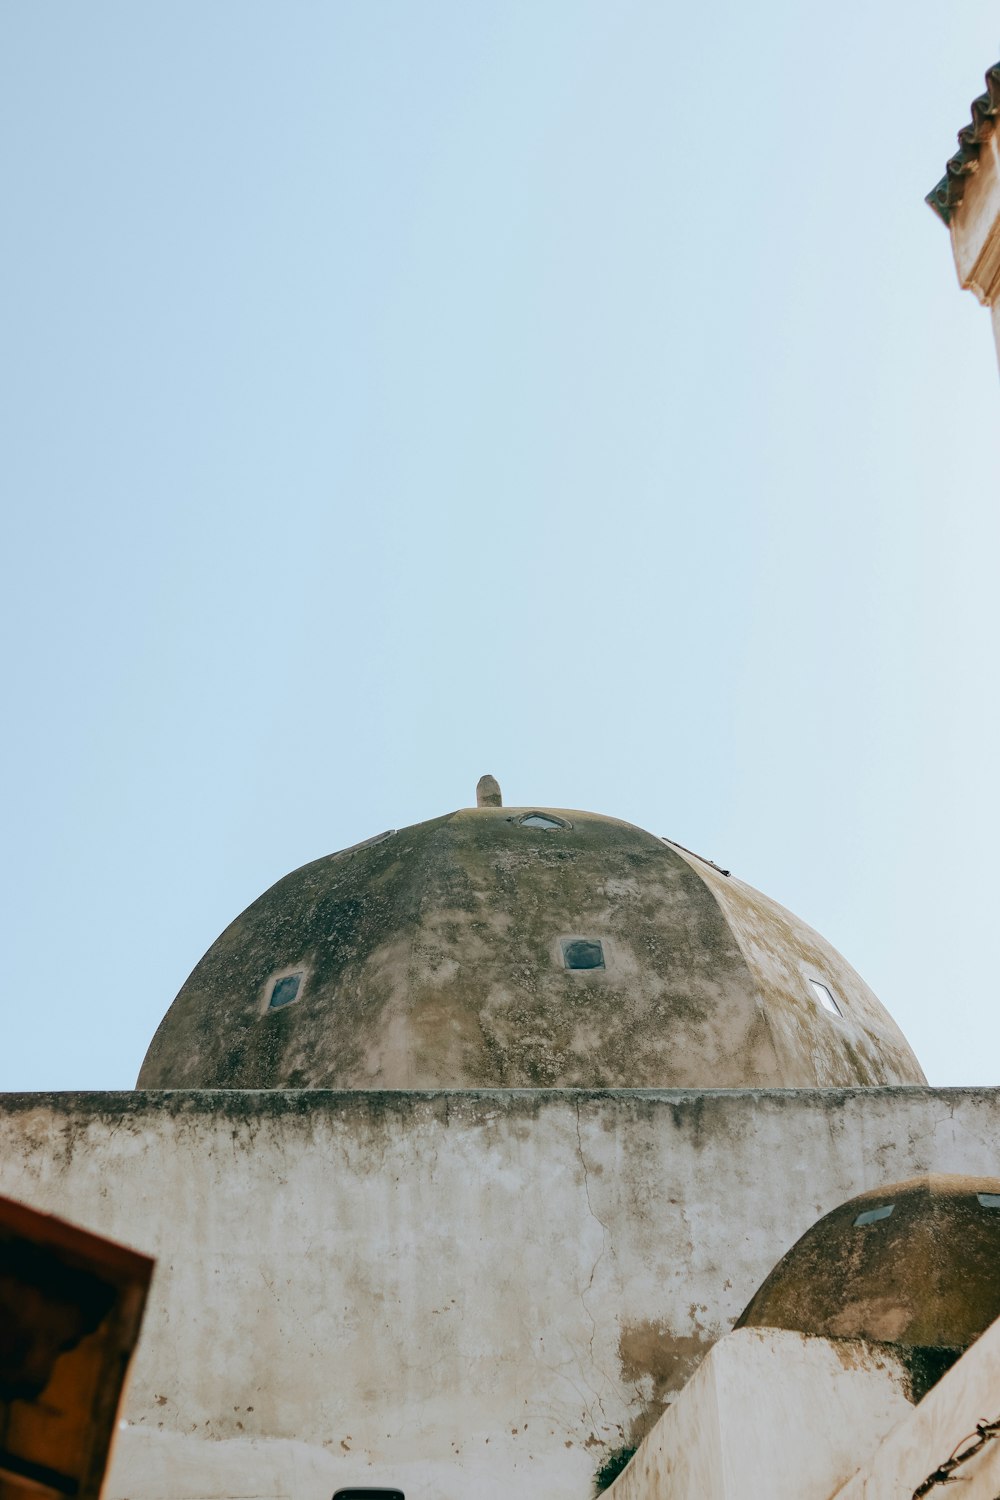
[476,774,502,808]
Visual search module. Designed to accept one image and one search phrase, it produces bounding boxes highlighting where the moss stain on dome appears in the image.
[737,1174,1000,1358]
[137,805,925,1091]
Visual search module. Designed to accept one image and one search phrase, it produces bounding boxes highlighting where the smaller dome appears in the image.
[737,1174,1000,1358]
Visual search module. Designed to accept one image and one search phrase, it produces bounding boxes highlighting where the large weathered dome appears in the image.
[137,794,925,1090]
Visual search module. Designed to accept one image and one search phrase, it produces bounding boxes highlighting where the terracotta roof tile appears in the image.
[927,62,1000,224]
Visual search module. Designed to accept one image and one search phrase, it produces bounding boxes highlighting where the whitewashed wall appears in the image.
[603,1328,913,1500]
[0,1087,997,1500]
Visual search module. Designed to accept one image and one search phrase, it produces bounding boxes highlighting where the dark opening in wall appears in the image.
[268,973,302,1010]
[333,1491,405,1500]
[561,939,605,971]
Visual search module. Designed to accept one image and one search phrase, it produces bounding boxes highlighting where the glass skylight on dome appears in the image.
[810,979,842,1016]
[854,1204,894,1227]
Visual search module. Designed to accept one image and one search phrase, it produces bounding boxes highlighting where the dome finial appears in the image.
[476,774,502,808]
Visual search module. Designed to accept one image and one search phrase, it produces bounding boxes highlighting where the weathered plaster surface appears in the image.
[834,1312,1000,1500]
[0,1088,996,1499]
[138,808,924,1091]
[678,853,921,1086]
[603,1328,913,1500]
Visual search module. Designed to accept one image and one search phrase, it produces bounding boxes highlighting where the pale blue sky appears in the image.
[2,2,998,1090]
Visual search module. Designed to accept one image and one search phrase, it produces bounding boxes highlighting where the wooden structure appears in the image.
[0,1194,153,1500]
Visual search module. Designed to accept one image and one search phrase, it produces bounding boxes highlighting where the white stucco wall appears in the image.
[0,1087,998,1500]
[834,1312,1000,1500]
[603,1328,913,1500]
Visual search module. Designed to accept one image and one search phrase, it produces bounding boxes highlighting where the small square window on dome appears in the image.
[268,973,302,1010]
[809,979,842,1016]
[978,1193,1000,1209]
[561,939,605,971]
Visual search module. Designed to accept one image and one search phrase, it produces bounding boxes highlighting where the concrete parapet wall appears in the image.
[834,1313,1000,1500]
[0,1088,996,1499]
[603,1329,913,1500]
